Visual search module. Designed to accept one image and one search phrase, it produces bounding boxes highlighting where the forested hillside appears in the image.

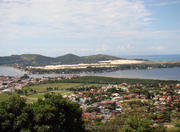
[0,54,122,66]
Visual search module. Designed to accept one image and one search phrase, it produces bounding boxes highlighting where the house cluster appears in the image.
[0,74,79,93]
[0,76,29,93]
[151,84,180,122]
[65,83,180,122]
[63,83,131,122]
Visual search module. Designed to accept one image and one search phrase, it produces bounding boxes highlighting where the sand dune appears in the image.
[30,59,145,70]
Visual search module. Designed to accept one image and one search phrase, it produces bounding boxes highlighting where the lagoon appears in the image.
[81,67,180,81]
[0,66,180,80]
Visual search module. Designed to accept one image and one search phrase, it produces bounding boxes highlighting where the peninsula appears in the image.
[1,54,180,74]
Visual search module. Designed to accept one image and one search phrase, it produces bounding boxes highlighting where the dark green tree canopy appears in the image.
[0,94,85,132]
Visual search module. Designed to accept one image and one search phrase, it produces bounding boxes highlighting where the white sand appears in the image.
[31,59,145,70]
[99,59,145,65]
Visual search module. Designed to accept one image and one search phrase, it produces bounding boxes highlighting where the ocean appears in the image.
[121,54,180,61]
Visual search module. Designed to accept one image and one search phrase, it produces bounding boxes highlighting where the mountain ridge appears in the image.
[0,53,123,66]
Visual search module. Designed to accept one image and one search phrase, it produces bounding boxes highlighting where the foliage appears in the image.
[0,94,86,132]
[20,74,30,79]
[58,76,180,86]
[121,115,153,132]
[86,105,155,132]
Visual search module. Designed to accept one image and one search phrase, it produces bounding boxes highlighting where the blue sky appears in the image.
[0,0,180,57]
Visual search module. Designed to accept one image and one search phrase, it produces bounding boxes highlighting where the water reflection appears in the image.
[0,66,180,80]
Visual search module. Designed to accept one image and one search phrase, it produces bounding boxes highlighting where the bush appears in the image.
[121,115,153,132]
[0,94,86,132]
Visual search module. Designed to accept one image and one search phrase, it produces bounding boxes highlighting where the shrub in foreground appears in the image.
[0,94,85,132]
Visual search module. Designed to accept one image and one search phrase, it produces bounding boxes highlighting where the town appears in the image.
[0,75,180,131]
[65,82,180,124]
[0,74,78,93]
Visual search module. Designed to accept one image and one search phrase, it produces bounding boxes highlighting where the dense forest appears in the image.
[0,94,85,132]
[48,76,180,86]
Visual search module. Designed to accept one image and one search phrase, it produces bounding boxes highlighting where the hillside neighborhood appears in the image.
[65,82,180,124]
[0,75,179,127]
[0,75,77,93]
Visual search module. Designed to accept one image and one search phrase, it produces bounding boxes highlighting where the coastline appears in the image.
[1,66,180,81]
[25,61,180,74]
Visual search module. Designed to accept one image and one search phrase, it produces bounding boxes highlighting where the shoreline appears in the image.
[1,66,180,81]
[24,61,180,74]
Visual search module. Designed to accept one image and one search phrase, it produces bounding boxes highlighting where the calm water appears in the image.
[0,66,63,78]
[0,66,27,77]
[0,66,180,80]
[82,68,180,81]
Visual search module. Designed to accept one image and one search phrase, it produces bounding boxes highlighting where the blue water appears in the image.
[82,68,180,81]
[121,54,180,61]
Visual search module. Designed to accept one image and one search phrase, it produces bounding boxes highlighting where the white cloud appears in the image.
[0,0,152,40]
[1,0,179,42]
[150,46,165,51]
[117,44,133,51]
[0,0,180,56]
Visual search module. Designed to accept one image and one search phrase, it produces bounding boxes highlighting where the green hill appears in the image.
[56,54,82,64]
[82,54,120,63]
[0,53,122,66]
[0,54,56,66]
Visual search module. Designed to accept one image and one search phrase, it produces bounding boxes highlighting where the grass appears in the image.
[24,83,83,92]
[25,83,103,92]
[23,83,82,102]
[0,93,11,102]
[23,83,104,103]
[28,93,45,98]
[26,90,74,103]
[0,83,105,103]
[51,90,73,95]
[167,127,180,132]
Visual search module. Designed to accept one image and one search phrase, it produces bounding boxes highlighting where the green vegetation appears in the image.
[0,93,11,102]
[0,54,54,66]
[24,83,82,92]
[85,105,156,132]
[58,76,180,85]
[85,103,180,132]
[0,94,85,132]
[13,83,103,102]
[20,74,30,79]
[82,54,120,63]
[0,53,121,66]
[1,76,180,131]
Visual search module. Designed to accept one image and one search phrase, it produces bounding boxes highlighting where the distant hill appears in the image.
[0,53,123,66]
[56,54,82,64]
[82,54,120,63]
[0,54,55,66]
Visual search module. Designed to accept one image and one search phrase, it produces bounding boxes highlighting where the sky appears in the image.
[0,0,180,57]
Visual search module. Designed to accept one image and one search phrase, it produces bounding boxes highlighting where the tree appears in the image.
[0,94,86,132]
[88,104,155,132]
[20,74,30,79]
[121,115,153,132]
[171,110,180,121]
